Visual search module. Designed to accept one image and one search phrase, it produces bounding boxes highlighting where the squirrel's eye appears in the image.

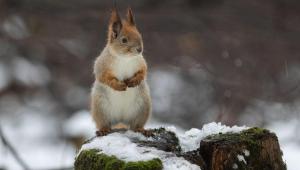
[121,37,128,44]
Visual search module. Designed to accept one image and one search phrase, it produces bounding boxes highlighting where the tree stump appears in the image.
[74,127,286,170]
[200,128,286,170]
[74,128,206,170]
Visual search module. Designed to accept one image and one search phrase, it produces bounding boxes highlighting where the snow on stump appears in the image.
[74,123,286,170]
[200,127,286,170]
[74,128,205,170]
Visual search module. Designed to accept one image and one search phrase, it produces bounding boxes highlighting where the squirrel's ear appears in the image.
[109,8,122,39]
[126,7,135,26]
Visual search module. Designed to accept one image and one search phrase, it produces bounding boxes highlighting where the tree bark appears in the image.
[200,128,286,170]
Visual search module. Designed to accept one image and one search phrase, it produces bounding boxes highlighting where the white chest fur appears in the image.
[101,55,143,124]
[105,86,141,124]
[111,55,141,81]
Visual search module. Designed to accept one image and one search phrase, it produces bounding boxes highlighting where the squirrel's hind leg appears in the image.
[129,104,151,136]
[129,89,151,132]
[91,94,112,136]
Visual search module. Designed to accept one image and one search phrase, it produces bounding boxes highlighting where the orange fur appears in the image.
[98,69,127,91]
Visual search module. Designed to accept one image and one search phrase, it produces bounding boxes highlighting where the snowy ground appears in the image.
[0,110,299,169]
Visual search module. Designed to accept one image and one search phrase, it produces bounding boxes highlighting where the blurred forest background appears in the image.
[0,0,300,169]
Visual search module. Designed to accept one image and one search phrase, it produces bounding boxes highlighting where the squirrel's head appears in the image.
[108,7,143,57]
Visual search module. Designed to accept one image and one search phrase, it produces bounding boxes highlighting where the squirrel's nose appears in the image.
[136,47,142,53]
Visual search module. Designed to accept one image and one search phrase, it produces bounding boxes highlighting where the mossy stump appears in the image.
[200,127,286,170]
[74,127,286,170]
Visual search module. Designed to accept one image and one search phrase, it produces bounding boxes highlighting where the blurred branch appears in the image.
[0,126,30,170]
[0,126,73,170]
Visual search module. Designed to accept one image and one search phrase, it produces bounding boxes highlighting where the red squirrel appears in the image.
[91,8,151,135]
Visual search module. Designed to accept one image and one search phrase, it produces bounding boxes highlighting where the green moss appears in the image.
[206,127,268,160]
[207,127,268,139]
[206,127,268,148]
[241,127,268,135]
[105,158,125,170]
[74,149,163,170]
[124,159,163,170]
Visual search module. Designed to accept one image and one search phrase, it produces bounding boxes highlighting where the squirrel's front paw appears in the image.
[111,81,127,91]
[125,78,141,88]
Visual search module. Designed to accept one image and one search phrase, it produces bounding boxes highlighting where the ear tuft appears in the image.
[109,8,122,39]
[126,7,135,26]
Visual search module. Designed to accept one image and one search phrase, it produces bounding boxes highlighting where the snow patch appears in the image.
[237,154,247,164]
[243,149,250,157]
[173,122,248,152]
